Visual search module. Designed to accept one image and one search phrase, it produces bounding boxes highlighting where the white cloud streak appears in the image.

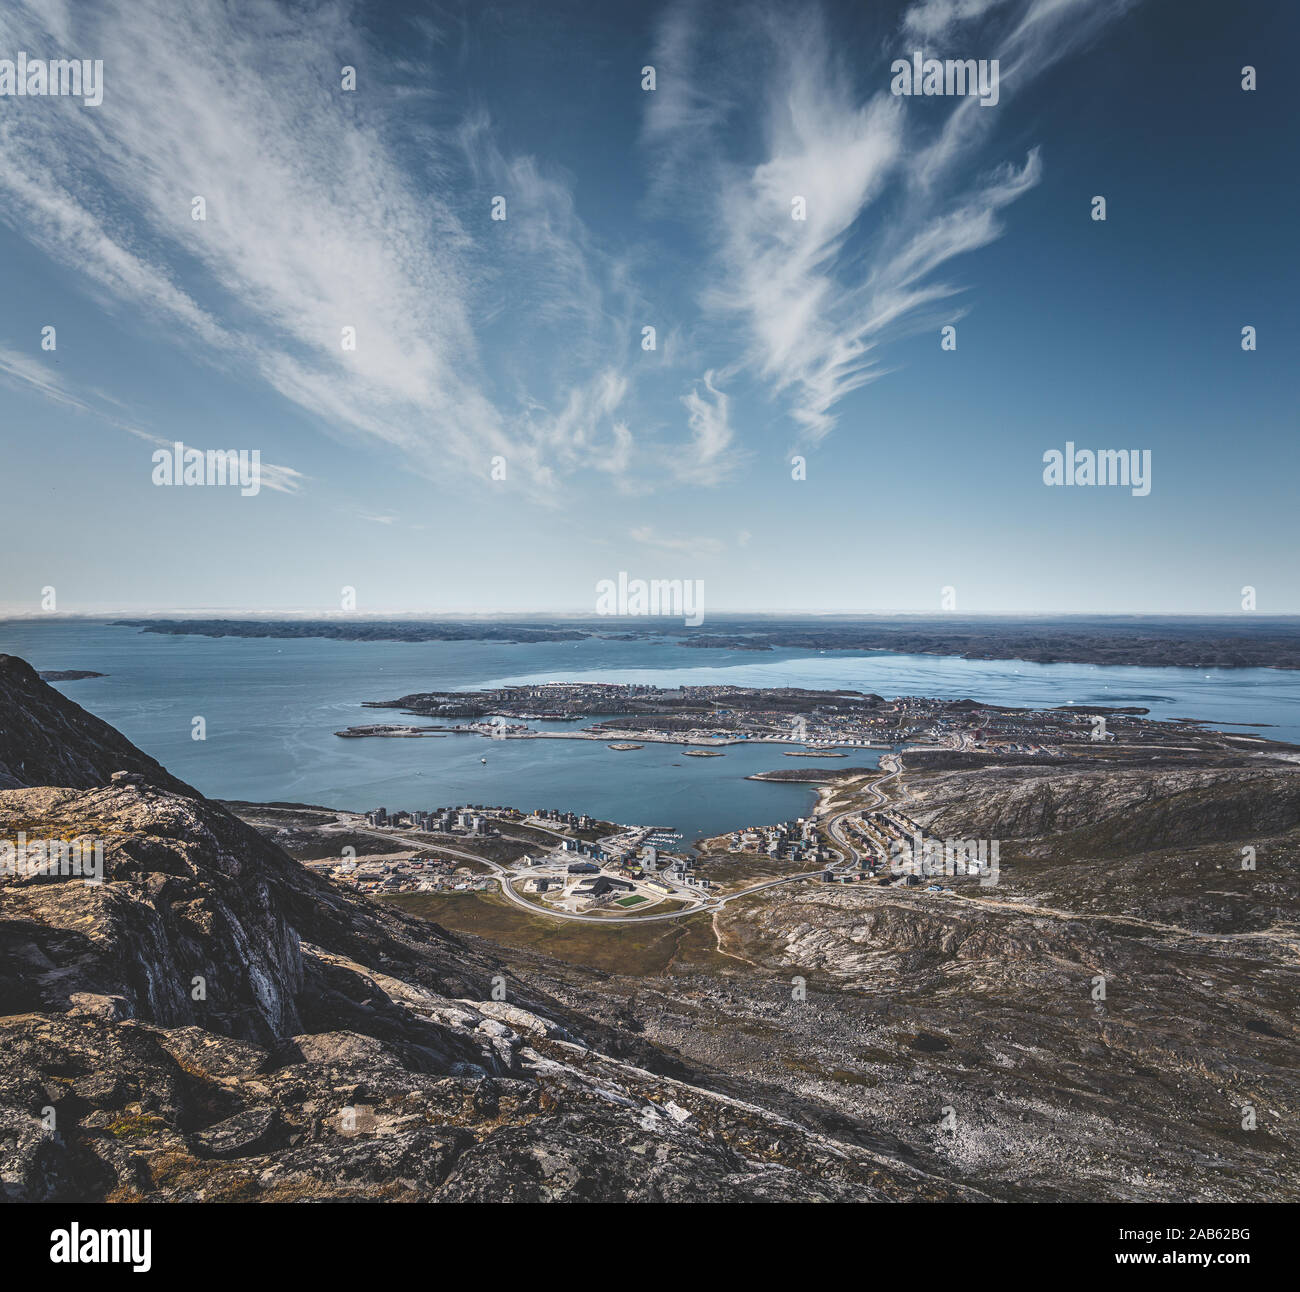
[0,0,649,491]
[0,347,305,494]
[646,0,1137,445]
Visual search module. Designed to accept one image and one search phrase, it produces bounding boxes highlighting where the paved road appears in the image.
[824,761,901,866]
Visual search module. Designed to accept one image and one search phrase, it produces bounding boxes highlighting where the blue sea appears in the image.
[2,620,1296,845]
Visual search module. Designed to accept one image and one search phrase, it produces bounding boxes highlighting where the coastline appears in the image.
[333,721,895,750]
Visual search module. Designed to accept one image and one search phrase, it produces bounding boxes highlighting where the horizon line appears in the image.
[4,610,1300,623]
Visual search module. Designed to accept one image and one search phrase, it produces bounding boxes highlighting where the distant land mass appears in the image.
[112,615,1300,670]
[36,670,106,681]
[114,618,586,644]
[664,615,1300,670]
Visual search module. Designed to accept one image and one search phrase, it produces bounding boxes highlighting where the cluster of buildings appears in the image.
[721,816,831,864]
[524,838,711,891]
[834,808,992,887]
[571,872,636,900]
[510,833,714,912]
[641,852,711,891]
[517,836,606,867]
[822,868,932,889]
[858,808,922,856]
[513,859,636,902]
[429,682,667,721]
[345,791,724,913]
[459,719,531,736]
[527,807,595,831]
[819,809,947,889]
[377,683,1155,765]
[872,700,1144,753]
[363,805,505,836]
[961,708,1123,752]
[362,802,604,839]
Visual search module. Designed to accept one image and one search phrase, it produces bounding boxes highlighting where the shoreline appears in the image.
[334,721,895,751]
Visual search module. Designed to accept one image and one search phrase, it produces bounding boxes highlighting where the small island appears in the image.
[38,670,106,682]
[747,766,876,782]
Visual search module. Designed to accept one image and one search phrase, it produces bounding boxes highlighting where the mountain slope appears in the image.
[0,654,197,796]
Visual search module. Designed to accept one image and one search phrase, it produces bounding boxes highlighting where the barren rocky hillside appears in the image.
[906,760,1300,851]
[484,753,1300,1202]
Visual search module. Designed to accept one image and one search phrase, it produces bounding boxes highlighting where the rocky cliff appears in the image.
[0,655,196,796]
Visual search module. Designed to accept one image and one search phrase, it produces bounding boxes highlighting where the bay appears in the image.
[1,619,1295,845]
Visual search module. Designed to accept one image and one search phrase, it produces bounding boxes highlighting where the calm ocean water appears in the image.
[2,620,1296,844]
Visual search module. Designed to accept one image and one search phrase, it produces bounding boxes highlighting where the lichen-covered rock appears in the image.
[190,1106,280,1159]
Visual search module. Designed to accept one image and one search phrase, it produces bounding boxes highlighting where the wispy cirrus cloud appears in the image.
[677,370,738,484]
[0,347,305,494]
[0,347,97,416]
[0,0,507,473]
[903,0,1013,40]
[0,0,652,492]
[645,0,1137,445]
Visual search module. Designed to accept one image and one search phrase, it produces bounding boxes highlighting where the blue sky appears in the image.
[0,0,1295,616]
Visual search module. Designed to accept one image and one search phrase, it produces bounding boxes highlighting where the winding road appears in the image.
[824,758,901,867]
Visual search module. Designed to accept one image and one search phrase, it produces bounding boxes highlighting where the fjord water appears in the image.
[3,620,1297,844]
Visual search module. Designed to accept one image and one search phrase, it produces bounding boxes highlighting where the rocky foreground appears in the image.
[0,655,973,1202]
